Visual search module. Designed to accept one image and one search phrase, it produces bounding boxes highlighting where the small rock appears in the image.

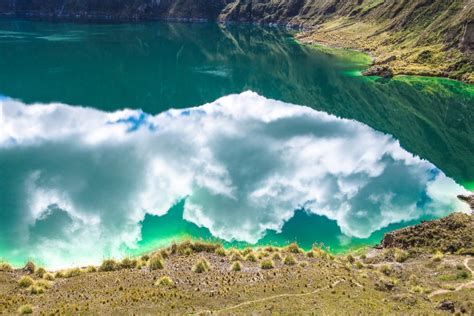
[362,66,393,78]
[437,300,455,313]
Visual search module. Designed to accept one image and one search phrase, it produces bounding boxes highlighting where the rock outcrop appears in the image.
[362,66,394,78]
[461,22,474,51]
[380,212,474,253]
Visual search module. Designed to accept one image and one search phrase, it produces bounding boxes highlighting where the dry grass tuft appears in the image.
[149,255,165,270]
[192,258,211,273]
[99,259,118,272]
[231,261,242,272]
[284,255,297,266]
[18,276,34,288]
[260,260,274,270]
[17,304,33,314]
[156,276,174,286]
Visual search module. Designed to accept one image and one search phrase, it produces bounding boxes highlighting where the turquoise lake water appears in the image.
[0,19,473,268]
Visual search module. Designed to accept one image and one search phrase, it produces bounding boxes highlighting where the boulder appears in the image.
[436,300,455,313]
[362,66,393,78]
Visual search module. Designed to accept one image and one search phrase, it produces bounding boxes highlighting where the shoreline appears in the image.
[295,33,474,85]
[0,212,472,314]
[1,208,472,271]
[1,15,471,85]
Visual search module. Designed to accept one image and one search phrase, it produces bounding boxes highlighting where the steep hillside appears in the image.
[295,0,474,83]
[0,0,472,81]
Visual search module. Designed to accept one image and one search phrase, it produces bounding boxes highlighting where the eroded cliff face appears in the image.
[0,0,230,20]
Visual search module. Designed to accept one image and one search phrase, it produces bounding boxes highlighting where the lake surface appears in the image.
[0,19,473,268]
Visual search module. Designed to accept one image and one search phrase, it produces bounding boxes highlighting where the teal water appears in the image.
[0,19,473,268]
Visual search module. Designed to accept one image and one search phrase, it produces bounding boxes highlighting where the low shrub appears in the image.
[149,255,164,270]
[99,259,118,272]
[410,285,428,294]
[85,266,97,273]
[172,240,221,255]
[264,246,275,253]
[120,258,138,269]
[64,268,81,278]
[175,241,192,255]
[245,253,257,262]
[35,267,46,278]
[43,273,55,281]
[379,264,392,276]
[17,304,33,314]
[18,276,34,288]
[260,260,274,270]
[230,252,244,262]
[306,251,315,258]
[346,254,355,264]
[432,250,444,262]
[192,258,211,273]
[191,241,221,253]
[156,276,174,286]
[394,249,409,263]
[0,262,12,272]
[438,270,470,281]
[28,285,44,295]
[241,248,253,256]
[272,253,282,261]
[159,249,169,259]
[284,255,297,266]
[215,247,227,257]
[231,261,242,272]
[54,271,65,278]
[457,270,470,279]
[286,243,303,254]
[35,279,52,289]
[312,248,329,259]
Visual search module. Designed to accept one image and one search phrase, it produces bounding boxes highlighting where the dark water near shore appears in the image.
[0,19,472,267]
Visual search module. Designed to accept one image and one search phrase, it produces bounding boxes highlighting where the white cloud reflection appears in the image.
[0,91,469,269]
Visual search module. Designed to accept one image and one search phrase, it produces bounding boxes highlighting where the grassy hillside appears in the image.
[0,213,472,314]
[295,0,473,83]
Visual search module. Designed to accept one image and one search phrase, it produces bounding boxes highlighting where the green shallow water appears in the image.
[0,19,473,267]
[127,201,436,257]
